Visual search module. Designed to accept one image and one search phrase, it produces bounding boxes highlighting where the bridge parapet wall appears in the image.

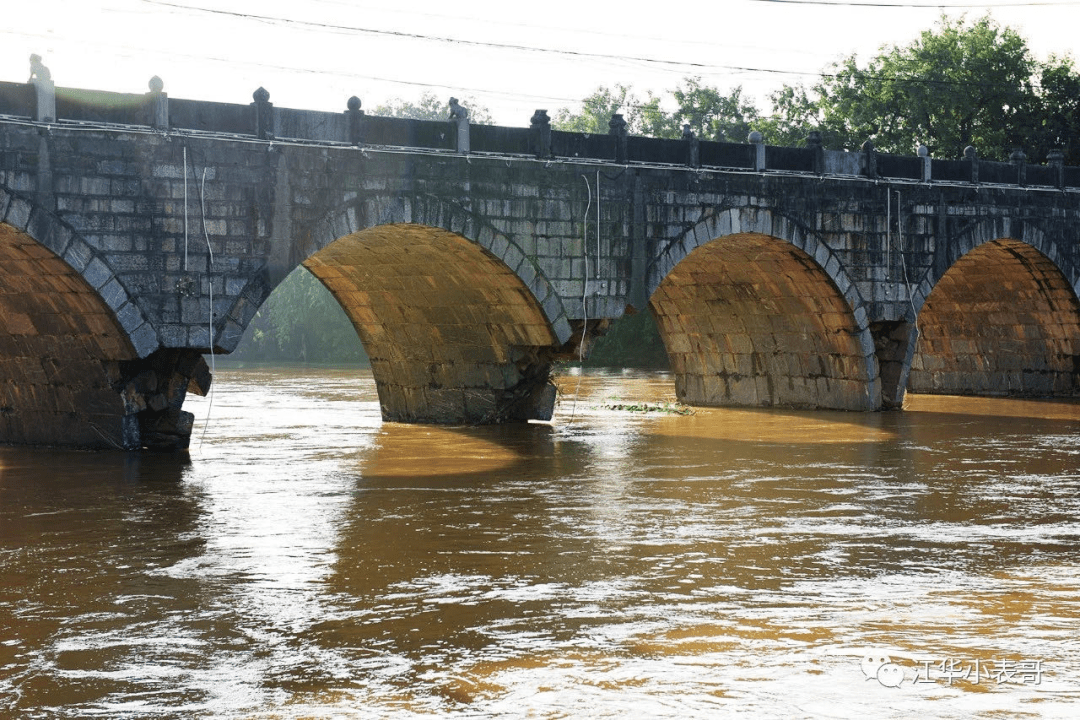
[3,80,1077,188]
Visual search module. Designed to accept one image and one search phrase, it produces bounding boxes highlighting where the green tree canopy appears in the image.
[552,79,757,142]
[552,84,664,135]
[554,15,1079,165]
[667,79,759,143]
[373,91,493,124]
[1026,55,1080,164]
[811,15,1038,160]
[232,266,368,365]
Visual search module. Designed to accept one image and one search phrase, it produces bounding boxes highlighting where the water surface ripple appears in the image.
[2,367,1079,718]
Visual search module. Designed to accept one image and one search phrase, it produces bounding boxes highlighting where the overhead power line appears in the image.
[140,0,806,77]
[134,0,1067,96]
[746,0,1080,6]
[6,0,1073,122]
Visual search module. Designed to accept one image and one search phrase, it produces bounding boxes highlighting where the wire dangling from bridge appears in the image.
[199,166,216,447]
[566,174,593,427]
[183,146,189,272]
[895,190,921,345]
[596,170,601,282]
[885,187,891,280]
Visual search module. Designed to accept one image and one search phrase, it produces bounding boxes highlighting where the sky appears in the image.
[2,0,1080,127]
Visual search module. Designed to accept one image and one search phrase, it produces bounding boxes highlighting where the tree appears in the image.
[1026,55,1080,165]
[552,84,659,135]
[553,79,758,142]
[804,15,1040,160]
[231,266,368,365]
[756,84,827,148]
[668,78,759,143]
[373,91,493,124]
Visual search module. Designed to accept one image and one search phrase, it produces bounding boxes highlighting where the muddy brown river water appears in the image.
[2,366,1079,718]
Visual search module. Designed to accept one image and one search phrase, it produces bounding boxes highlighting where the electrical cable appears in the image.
[132,0,1076,99]
[183,145,188,271]
[140,0,778,74]
[198,164,215,447]
[566,174,592,427]
[895,189,922,342]
[748,0,1079,7]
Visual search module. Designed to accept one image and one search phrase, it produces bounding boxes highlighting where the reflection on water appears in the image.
[2,366,1079,718]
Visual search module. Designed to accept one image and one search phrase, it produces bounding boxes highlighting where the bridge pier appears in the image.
[870,320,919,409]
[115,349,210,450]
[0,222,209,449]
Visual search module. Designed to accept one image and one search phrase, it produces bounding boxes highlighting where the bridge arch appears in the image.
[907,221,1080,398]
[648,207,879,411]
[313,195,573,344]
[0,189,209,450]
[267,197,575,424]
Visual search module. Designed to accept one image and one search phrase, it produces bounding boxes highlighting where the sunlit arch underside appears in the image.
[304,223,560,424]
[0,222,137,447]
[909,238,1080,397]
[650,232,877,411]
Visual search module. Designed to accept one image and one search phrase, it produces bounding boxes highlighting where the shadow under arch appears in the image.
[304,223,566,424]
[648,224,879,411]
[908,237,1080,397]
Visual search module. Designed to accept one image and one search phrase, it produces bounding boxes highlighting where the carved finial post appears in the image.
[530,109,552,159]
[861,139,877,179]
[683,124,700,168]
[964,145,979,184]
[252,87,274,140]
[805,130,824,174]
[146,76,168,130]
[448,97,470,154]
[28,54,55,122]
[346,96,364,146]
[609,113,628,163]
[1047,148,1066,188]
[1010,148,1027,186]
[917,144,931,182]
[748,130,765,172]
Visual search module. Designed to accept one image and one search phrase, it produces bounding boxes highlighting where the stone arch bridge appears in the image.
[1,79,1079,449]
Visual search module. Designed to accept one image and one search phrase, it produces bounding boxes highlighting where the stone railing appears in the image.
[1,78,1077,189]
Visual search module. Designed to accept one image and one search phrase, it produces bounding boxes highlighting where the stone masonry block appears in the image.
[116,302,144,335]
[100,278,128,311]
[131,323,159,358]
[83,257,113,289]
[502,244,524,273]
[552,316,572,344]
[4,196,31,230]
[516,260,537,289]
[726,209,741,236]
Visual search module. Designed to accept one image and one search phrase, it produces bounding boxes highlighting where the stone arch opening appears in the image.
[303,223,563,424]
[649,232,878,411]
[0,222,210,450]
[909,238,1080,397]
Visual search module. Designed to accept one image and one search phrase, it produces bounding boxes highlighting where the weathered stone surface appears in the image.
[305,225,560,424]
[650,233,877,411]
[1,92,1080,448]
[908,239,1080,398]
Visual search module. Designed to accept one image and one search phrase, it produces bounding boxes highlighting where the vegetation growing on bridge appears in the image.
[554,15,1080,164]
